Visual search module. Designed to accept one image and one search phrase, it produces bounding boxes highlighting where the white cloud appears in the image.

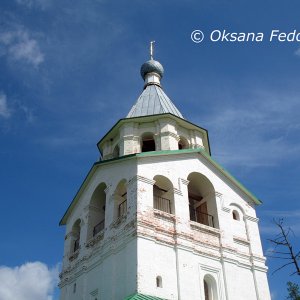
[19,104,35,123]
[262,210,300,218]
[15,0,51,10]
[0,27,44,67]
[0,93,11,119]
[295,48,300,56]
[201,89,300,168]
[0,262,59,300]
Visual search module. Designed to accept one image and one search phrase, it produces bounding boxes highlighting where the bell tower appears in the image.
[59,45,271,300]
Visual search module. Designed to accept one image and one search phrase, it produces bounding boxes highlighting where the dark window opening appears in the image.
[204,280,209,300]
[156,276,162,288]
[232,210,239,220]
[113,145,119,158]
[73,238,80,252]
[178,137,188,150]
[142,139,155,152]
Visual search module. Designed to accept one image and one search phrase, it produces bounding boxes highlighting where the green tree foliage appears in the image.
[287,281,300,300]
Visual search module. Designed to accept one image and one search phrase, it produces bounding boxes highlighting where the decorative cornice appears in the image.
[216,192,231,213]
[129,175,156,186]
[104,185,111,195]
[222,207,231,213]
[179,178,189,186]
[173,188,182,196]
[158,131,178,139]
[244,215,259,223]
[215,191,223,198]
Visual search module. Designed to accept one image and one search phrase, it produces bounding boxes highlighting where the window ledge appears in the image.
[86,231,104,248]
[190,221,220,235]
[233,235,250,245]
[110,215,127,229]
[69,249,79,261]
[153,209,175,222]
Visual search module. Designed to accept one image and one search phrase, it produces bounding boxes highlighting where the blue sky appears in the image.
[0,0,300,299]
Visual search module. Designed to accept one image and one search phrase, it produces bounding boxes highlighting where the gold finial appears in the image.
[150,41,155,60]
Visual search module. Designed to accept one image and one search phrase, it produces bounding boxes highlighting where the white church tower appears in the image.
[58,44,271,300]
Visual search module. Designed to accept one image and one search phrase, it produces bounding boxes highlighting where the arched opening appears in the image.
[153,175,174,214]
[178,136,189,150]
[203,275,218,300]
[114,179,127,219]
[141,132,156,152]
[156,276,162,288]
[88,182,107,239]
[230,204,246,237]
[113,145,119,158]
[232,210,239,221]
[187,172,218,228]
[71,219,81,253]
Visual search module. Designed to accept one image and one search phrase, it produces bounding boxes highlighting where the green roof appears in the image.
[124,293,167,300]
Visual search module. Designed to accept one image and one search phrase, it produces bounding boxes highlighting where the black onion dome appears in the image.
[140,59,164,80]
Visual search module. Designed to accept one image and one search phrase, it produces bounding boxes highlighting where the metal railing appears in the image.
[190,209,214,228]
[73,238,80,252]
[118,199,127,217]
[154,196,171,214]
[93,220,105,237]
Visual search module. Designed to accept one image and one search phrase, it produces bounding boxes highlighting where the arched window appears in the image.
[73,283,76,293]
[88,183,107,239]
[153,175,174,214]
[203,275,218,300]
[113,145,119,158]
[187,172,217,228]
[229,204,246,238]
[156,276,162,288]
[141,133,155,152]
[71,219,81,253]
[178,136,189,150]
[114,179,127,219]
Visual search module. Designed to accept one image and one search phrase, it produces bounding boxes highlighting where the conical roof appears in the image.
[126,84,183,118]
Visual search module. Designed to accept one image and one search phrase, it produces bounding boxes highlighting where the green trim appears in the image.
[124,293,167,300]
[59,148,261,226]
[137,148,198,157]
[199,150,262,205]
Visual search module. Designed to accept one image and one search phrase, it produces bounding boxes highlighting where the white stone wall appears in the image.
[59,151,271,300]
[135,152,270,300]
[60,158,138,300]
